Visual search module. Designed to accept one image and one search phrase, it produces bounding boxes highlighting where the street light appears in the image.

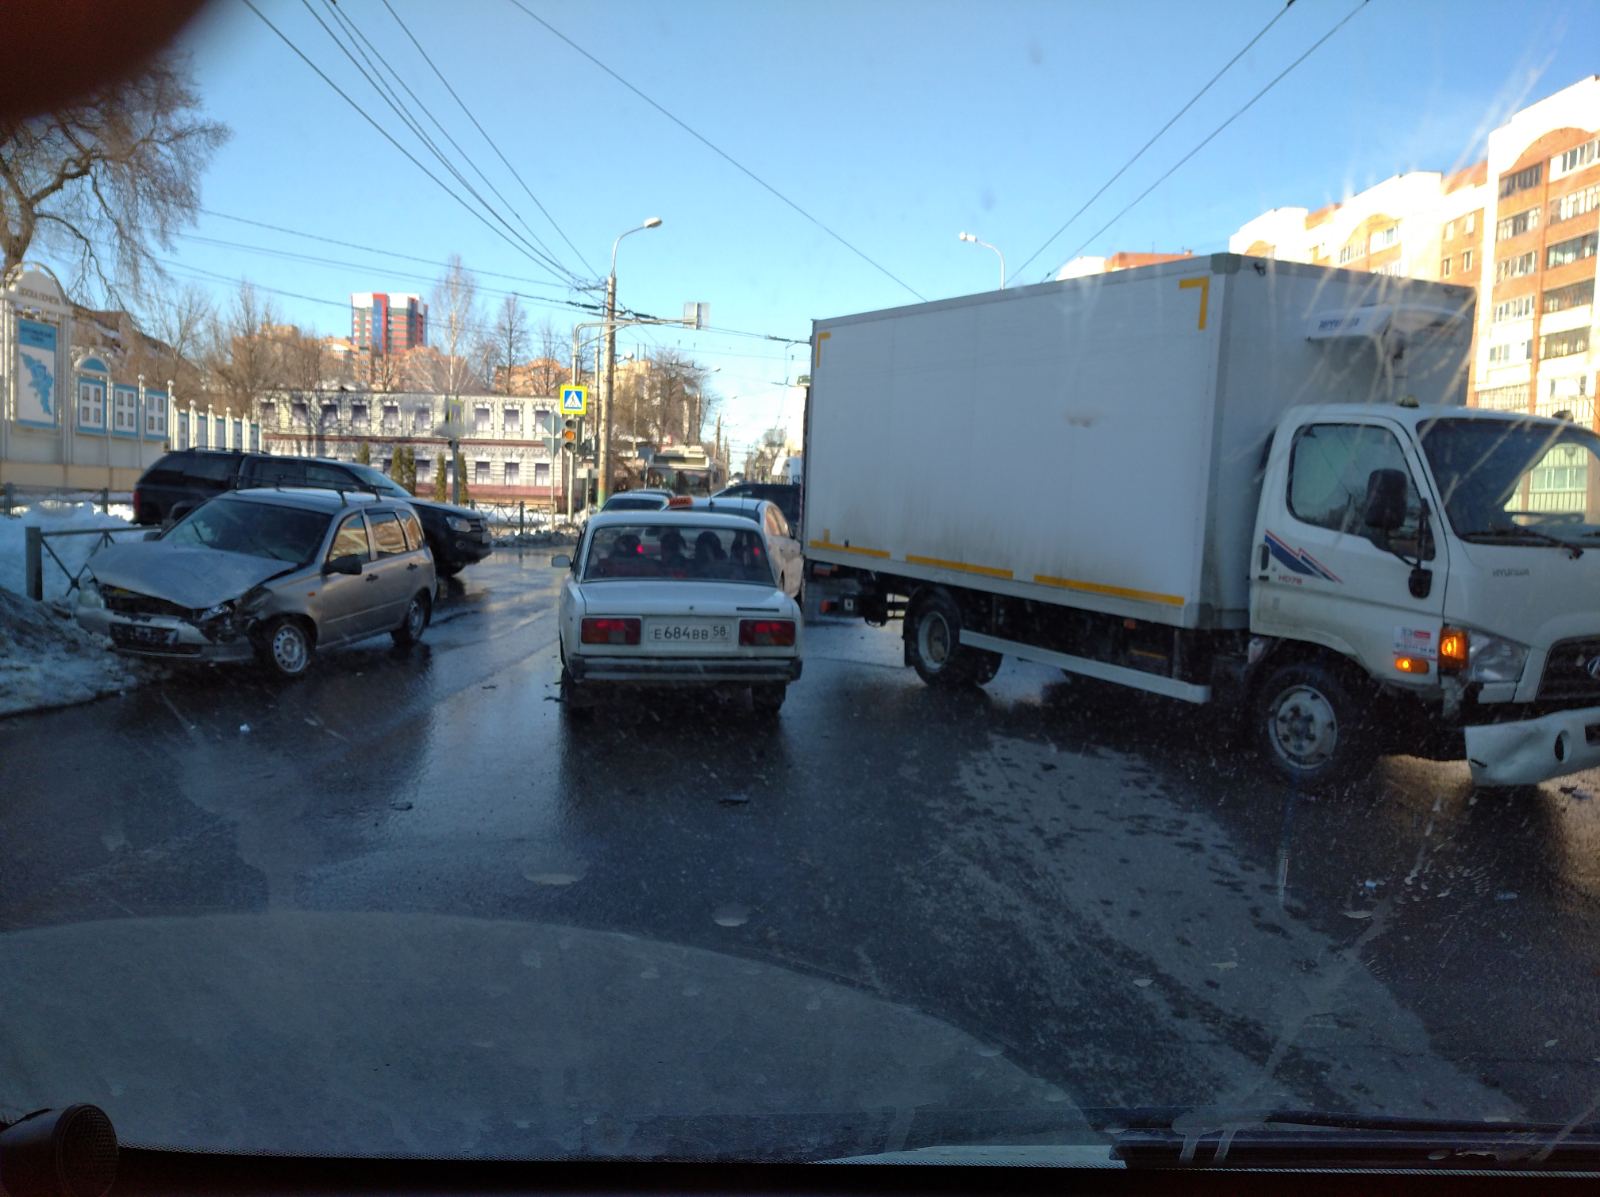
[601,217,663,505]
[958,231,1006,289]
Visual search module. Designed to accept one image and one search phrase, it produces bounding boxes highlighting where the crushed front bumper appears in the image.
[568,655,802,685]
[1464,704,1600,786]
[77,607,256,663]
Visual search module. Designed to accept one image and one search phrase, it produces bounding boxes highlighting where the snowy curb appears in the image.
[0,588,158,720]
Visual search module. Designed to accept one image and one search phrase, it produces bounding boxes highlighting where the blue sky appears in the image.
[166,0,1600,457]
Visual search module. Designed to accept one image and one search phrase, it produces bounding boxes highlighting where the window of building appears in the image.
[1337,243,1360,265]
[145,395,167,437]
[1499,163,1543,198]
[503,406,521,432]
[503,461,520,485]
[1495,251,1536,281]
[1475,384,1530,412]
[413,406,430,432]
[1541,329,1591,360]
[1496,207,1540,240]
[1375,261,1403,276]
[1465,212,1477,234]
[112,387,138,433]
[291,401,309,423]
[1440,257,1452,277]
[416,456,433,481]
[534,409,556,436]
[320,402,339,424]
[382,404,400,432]
[475,459,490,483]
[1369,224,1399,253]
[1288,423,1423,549]
[257,400,275,427]
[1492,295,1536,322]
[1552,137,1600,180]
[1547,373,1590,400]
[474,405,492,433]
[1461,249,1474,271]
[351,403,369,428]
[534,461,551,487]
[1444,220,1456,241]
[1552,183,1600,224]
[1547,231,1599,269]
[1544,279,1595,314]
[1487,339,1534,365]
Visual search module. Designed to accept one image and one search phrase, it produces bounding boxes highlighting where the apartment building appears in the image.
[1229,76,1600,431]
[350,292,428,354]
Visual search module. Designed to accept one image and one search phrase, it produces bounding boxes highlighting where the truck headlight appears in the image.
[446,516,471,533]
[78,578,104,609]
[1465,631,1529,684]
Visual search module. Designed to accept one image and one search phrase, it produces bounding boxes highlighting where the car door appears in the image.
[316,511,378,645]
[363,507,417,629]
[1251,417,1449,673]
[765,506,803,597]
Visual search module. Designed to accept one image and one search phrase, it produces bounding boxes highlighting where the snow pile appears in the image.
[0,503,136,601]
[0,587,146,718]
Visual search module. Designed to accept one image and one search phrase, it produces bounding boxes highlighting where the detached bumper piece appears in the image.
[1464,703,1600,786]
[569,657,802,685]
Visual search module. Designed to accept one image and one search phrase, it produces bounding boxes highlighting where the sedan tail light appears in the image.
[581,617,641,645]
[739,619,796,647]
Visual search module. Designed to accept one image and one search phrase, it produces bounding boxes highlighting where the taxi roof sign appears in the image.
[560,385,588,415]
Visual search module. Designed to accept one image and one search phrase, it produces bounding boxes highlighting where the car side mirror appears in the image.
[550,554,571,569]
[1363,468,1408,532]
[324,554,363,576]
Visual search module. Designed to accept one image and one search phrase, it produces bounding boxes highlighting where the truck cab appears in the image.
[1249,402,1600,786]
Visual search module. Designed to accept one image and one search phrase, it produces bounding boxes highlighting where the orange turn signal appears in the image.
[1395,655,1430,675]
[1438,627,1469,672]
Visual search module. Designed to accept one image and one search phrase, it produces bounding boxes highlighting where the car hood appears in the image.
[407,497,482,521]
[576,580,794,616]
[87,542,298,609]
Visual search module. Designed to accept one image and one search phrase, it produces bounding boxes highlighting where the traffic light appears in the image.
[562,418,577,454]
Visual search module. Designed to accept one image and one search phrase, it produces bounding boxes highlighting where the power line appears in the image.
[197,208,573,291]
[505,0,927,302]
[239,0,572,285]
[380,0,598,279]
[322,0,578,282]
[1054,0,1370,275]
[300,0,578,285]
[1014,0,1298,278]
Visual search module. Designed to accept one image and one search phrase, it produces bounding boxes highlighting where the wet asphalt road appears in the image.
[4,548,1600,1144]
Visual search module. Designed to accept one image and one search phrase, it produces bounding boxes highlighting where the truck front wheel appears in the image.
[1254,660,1369,789]
[907,590,997,687]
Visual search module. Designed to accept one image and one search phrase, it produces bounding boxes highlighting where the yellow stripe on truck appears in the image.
[808,538,891,560]
[1033,574,1185,608]
[905,554,1013,580]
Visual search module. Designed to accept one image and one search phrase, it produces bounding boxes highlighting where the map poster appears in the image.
[15,318,58,426]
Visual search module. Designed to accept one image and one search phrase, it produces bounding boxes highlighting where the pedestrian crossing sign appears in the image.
[560,385,588,415]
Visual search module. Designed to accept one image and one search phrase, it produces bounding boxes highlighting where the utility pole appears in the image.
[600,273,616,506]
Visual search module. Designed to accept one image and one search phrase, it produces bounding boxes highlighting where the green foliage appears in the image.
[454,450,471,505]
[354,440,371,466]
[432,451,447,502]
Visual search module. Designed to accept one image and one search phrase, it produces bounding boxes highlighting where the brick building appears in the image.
[350,292,428,354]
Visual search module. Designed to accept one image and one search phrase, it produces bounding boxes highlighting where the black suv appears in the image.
[713,482,802,530]
[133,449,493,576]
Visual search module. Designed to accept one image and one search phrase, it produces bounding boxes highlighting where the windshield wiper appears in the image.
[1112,1109,1600,1170]
[1461,526,1583,557]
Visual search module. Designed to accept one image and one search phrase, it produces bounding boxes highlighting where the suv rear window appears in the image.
[181,454,240,484]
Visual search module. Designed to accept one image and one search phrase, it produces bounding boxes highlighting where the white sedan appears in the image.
[553,510,804,715]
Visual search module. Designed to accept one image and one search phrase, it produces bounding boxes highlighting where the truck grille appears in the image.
[1537,636,1600,701]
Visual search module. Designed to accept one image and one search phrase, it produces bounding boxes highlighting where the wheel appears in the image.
[1254,660,1369,788]
[906,590,986,687]
[391,590,431,645]
[560,665,594,720]
[256,616,314,679]
[752,684,787,715]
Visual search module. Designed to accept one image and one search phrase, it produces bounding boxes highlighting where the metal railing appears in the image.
[23,524,150,601]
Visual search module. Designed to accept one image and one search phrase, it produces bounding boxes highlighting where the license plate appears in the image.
[112,624,177,647]
[647,620,731,645]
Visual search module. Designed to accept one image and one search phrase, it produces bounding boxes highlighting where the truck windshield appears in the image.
[1419,417,1600,543]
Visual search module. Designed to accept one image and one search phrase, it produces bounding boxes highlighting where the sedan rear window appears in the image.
[583,524,774,586]
[166,500,331,564]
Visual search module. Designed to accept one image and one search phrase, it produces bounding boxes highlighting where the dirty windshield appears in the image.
[165,499,329,564]
[7,0,1600,1178]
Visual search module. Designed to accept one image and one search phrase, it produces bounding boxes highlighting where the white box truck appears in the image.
[803,254,1600,787]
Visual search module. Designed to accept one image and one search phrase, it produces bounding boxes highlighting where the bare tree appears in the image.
[529,318,569,395]
[428,254,480,410]
[0,54,228,299]
[479,294,529,394]
[203,281,282,419]
[132,281,211,395]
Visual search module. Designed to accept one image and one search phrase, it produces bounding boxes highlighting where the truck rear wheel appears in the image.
[907,590,997,687]
[1254,660,1368,789]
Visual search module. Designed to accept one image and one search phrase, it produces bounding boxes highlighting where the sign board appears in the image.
[15,318,58,427]
[560,385,588,415]
[684,302,709,330]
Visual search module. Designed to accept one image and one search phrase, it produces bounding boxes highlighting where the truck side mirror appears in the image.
[1363,469,1408,532]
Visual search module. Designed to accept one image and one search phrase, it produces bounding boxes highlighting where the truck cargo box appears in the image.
[804,254,1473,630]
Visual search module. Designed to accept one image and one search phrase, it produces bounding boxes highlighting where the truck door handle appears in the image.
[1258,544,1268,571]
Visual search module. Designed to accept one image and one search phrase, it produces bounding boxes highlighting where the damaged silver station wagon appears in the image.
[76,488,437,678]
